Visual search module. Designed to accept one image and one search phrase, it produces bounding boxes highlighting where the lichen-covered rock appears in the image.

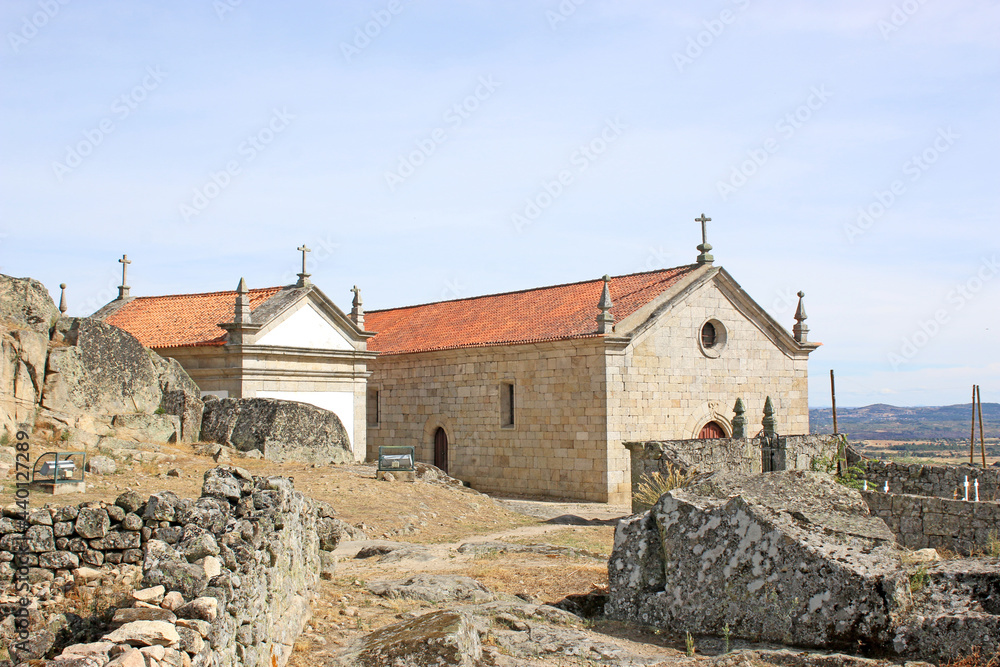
[111,413,180,444]
[87,455,118,475]
[0,274,60,333]
[102,620,180,647]
[367,574,495,604]
[75,507,111,539]
[333,610,482,667]
[607,471,909,653]
[201,397,354,464]
[42,318,163,416]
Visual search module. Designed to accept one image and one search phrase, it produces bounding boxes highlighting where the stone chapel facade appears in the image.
[94,266,373,460]
[364,249,819,504]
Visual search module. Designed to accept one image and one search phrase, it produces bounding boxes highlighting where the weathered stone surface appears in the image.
[175,596,218,622]
[201,397,353,464]
[89,530,141,550]
[111,412,180,444]
[608,471,909,652]
[0,274,60,333]
[42,318,163,416]
[177,530,219,562]
[160,591,185,611]
[107,647,146,667]
[367,574,495,604]
[333,610,482,667]
[39,549,79,569]
[116,490,145,514]
[75,507,111,539]
[86,454,118,475]
[103,620,180,647]
[133,585,166,604]
[111,606,177,627]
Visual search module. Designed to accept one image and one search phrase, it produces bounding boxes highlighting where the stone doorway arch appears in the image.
[698,421,726,439]
[433,427,449,473]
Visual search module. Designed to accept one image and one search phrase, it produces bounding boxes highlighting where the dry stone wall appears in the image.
[2,467,342,666]
[862,490,1000,555]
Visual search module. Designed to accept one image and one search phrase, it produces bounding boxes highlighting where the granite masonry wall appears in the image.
[1,467,339,666]
[625,434,840,511]
[861,460,1000,502]
[862,491,1000,555]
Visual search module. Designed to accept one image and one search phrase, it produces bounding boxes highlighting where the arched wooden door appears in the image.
[699,421,725,439]
[433,427,449,473]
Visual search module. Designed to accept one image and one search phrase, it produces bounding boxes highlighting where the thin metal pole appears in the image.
[970,384,977,465]
[977,385,987,468]
[830,370,838,435]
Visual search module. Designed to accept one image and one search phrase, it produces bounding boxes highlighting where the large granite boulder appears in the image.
[37,317,203,441]
[201,397,353,463]
[0,274,60,334]
[607,470,911,653]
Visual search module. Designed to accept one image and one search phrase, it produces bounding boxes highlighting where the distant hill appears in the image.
[810,403,1000,440]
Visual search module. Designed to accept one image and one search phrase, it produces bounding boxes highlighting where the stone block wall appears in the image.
[367,338,613,502]
[861,460,1000,501]
[2,467,338,666]
[861,490,1000,555]
[626,434,841,511]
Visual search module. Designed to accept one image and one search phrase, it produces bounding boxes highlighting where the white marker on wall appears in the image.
[963,476,969,501]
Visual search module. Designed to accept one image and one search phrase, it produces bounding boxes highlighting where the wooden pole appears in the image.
[830,370,838,436]
[977,385,987,468]
[970,384,977,465]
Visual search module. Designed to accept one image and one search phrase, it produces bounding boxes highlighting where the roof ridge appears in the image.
[367,264,698,314]
[123,285,287,301]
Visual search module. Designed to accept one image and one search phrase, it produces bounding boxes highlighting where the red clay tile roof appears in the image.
[103,287,284,349]
[366,266,699,355]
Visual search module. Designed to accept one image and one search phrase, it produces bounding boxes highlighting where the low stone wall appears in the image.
[862,490,1000,555]
[861,460,1000,501]
[2,467,344,666]
[625,434,841,511]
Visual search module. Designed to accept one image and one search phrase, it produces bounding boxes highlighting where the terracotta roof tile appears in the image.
[366,265,699,355]
[103,286,283,349]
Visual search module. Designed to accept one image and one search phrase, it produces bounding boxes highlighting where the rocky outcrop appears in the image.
[0,275,60,335]
[608,470,1000,662]
[201,397,353,463]
[608,471,911,653]
[40,318,203,442]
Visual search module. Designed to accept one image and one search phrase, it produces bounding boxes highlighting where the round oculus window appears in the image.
[698,319,727,358]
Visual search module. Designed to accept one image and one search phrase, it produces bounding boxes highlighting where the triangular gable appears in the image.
[621,266,818,358]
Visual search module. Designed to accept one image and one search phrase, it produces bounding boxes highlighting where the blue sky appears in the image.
[1,1,997,408]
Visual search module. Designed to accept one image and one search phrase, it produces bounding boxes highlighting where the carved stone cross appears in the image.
[296,245,312,287]
[119,254,131,286]
[695,213,711,246]
[117,254,132,300]
[695,214,714,265]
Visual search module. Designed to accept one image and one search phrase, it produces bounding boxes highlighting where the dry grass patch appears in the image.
[466,553,608,604]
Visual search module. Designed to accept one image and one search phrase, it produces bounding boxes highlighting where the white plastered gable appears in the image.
[255,301,354,350]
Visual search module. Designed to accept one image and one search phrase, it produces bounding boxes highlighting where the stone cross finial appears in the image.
[234,277,253,324]
[596,275,614,334]
[793,291,808,343]
[731,397,747,438]
[117,254,131,300]
[762,396,776,437]
[296,244,312,287]
[58,284,67,314]
[695,214,713,265]
[350,285,364,328]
